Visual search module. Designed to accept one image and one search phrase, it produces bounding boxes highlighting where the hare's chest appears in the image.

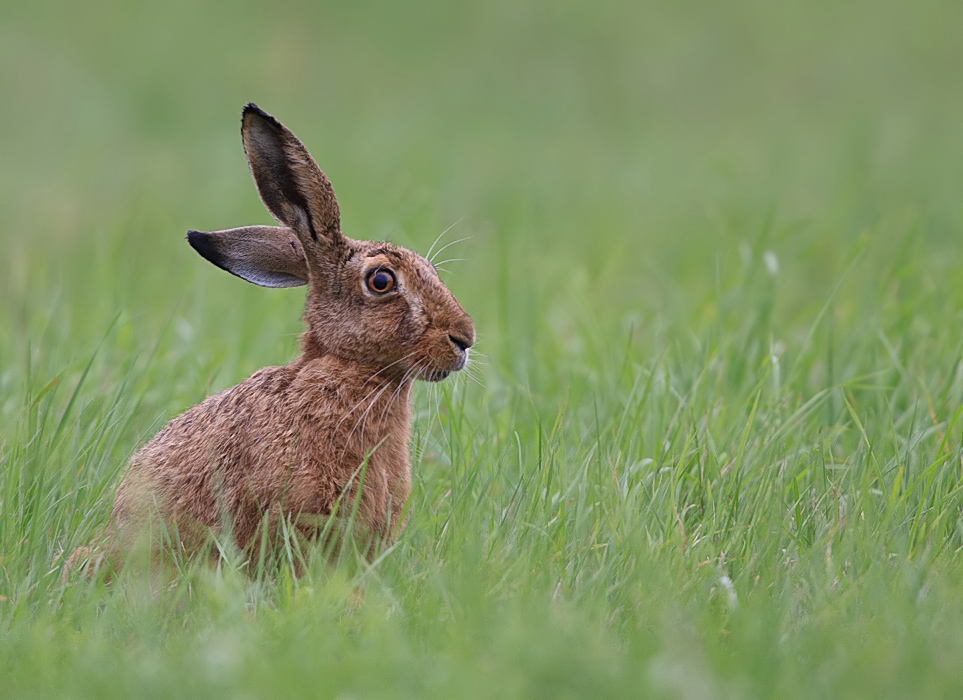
[370,427,411,498]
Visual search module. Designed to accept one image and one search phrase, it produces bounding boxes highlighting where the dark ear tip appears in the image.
[242,102,264,117]
[241,103,283,131]
[187,229,216,258]
[187,229,229,271]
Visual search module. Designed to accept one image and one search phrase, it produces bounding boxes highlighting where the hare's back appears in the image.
[113,364,309,529]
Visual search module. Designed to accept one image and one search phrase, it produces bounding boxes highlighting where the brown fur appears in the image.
[96,104,473,568]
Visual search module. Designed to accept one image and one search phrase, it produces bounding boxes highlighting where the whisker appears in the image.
[349,358,427,466]
[463,355,490,371]
[420,382,442,458]
[363,350,420,387]
[331,382,388,448]
[425,218,464,260]
[378,361,423,426]
[462,357,483,379]
[416,367,443,448]
[463,368,486,390]
[429,236,473,264]
[330,351,422,450]
[340,379,395,464]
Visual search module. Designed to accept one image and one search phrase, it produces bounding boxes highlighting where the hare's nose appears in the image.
[447,315,475,353]
[449,333,472,352]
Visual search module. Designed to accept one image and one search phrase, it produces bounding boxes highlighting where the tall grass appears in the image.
[3,0,963,697]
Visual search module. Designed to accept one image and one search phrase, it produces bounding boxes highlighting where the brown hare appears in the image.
[84,104,474,571]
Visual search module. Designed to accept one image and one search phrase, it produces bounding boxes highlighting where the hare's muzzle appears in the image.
[448,319,474,368]
[449,332,472,368]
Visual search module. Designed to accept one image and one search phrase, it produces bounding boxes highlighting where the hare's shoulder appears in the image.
[138,365,299,445]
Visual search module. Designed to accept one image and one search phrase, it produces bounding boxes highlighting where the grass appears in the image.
[3,0,963,697]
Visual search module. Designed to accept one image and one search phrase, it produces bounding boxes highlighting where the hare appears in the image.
[93,104,474,569]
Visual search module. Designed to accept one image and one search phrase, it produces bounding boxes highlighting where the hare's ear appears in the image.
[187,226,308,288]
[240,103,344,260]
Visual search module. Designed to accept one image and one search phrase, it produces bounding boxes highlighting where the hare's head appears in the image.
[188,104,474,382]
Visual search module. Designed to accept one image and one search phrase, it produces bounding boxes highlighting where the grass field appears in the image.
[3,0,963,697]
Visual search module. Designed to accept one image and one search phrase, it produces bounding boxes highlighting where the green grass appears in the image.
[3,0,963,697]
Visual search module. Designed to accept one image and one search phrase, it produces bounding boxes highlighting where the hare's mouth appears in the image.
[421,369,451,382]
[412,345,468,382]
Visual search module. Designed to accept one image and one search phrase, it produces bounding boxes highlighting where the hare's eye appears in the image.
[366,268,396,294]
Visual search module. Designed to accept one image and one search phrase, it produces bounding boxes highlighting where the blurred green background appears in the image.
[4,0,962,374]
[3,1,963,698]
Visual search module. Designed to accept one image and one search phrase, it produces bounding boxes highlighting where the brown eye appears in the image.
[366,268,396,294]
